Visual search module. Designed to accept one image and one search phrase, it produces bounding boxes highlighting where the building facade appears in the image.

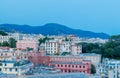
[80,53,101,67]
[97,58,120,78]
[60,41,71,53]
[45,40,59,55]
[0,33,23,43]
[0,60,33,76]
[28,51,50,66]
[16,39,39,51]
[71,43,82,56]
[0,47,28,61]
[28,53,101,68]
[49,61,91,74]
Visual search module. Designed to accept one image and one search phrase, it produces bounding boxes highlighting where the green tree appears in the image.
[8,38,16,48]
[38,38,43,45]
[110,35,120,41]
[54,52,59,55]
[27,47,33,51]
[0,43,2,47]
[2,41,9,47]
[61,52,71,56]
[81,42,101,53]
[91,49,101,54]
[0,30,8,36]
[38,36,53,45]
[91,64,96,74]
[113,45,120,59]
[65,37,69,41]
[104,48,115,58]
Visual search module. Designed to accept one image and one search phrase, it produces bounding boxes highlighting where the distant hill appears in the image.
[0,23,110,39]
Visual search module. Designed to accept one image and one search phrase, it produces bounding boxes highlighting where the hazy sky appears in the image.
[0,0,120,35]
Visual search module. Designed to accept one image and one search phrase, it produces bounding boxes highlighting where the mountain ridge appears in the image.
[0,23,110,39]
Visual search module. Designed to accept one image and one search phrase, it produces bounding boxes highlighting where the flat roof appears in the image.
[26,73,88,78]
[50,62,88,65]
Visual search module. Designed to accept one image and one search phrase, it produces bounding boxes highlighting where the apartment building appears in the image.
[45,40,59,55]
[71,43,82,56]
[80,53,101,67]
[49,61,91,74]
[97,58,120,78]
[0,47,28,61]
[16,39,39,51]
[0,60,33,76]
[60,41,71,53]
[0,33,23,43]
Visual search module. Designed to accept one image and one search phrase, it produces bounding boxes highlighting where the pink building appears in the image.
[49,56,83,63]
[28,51,50,66]
[27,53,91,74]
[49,56,91,74]
[49,61,91,74]
[16,39,39,51]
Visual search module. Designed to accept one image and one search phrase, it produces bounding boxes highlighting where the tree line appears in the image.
[0,30,8,36]
[0,38,16,48]
[81,35,120,60]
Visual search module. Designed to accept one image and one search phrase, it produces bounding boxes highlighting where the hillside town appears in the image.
[0,32,118,78]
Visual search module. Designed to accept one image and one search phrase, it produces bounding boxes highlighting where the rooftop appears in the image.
[25,73,88,78]
[50,62,88,65]
[80,53,101,56]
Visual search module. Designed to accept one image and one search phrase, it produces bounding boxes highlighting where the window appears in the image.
[79,66,81,68]
[58,64,59,67]
[83,66,85,68]
[68,70,71,73]
[5,68,7,71]
[0,63,2,66]
[13,53,14,56]
[69,65,71,67]
[114,75,116,78]
[65,65,67,67]
[72,65,74,68]
[15,68,18,71]
[25,56,27,58]
[0,68,1,71]
[5,53,7,56]
[9,68,12,71]
[76,65,78,68]
[5,63,7,66]
[61,65,63,67]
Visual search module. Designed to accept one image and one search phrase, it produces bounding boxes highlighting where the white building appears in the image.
[0,33,23,43]
[45,40,59,55]
[45,39,82,55]
[0,60,33,76]
[60,41,71,53]
[0,47,28,61]
[59,41,82,56]
[70,37,83,43]
[80,53,101,67]
[97,58,120,78]
[71,43,82,56]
